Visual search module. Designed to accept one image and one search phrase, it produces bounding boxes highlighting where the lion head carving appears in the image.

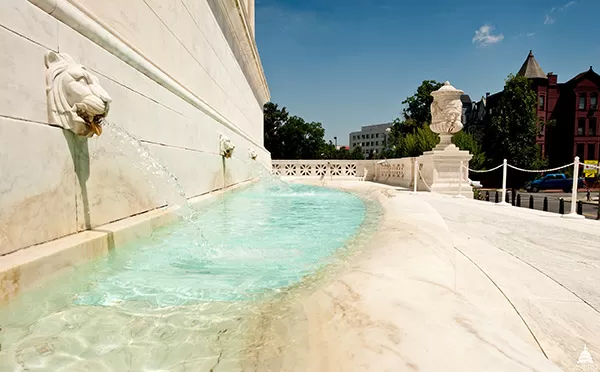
[220,134,235,158]
[45,52,111,137]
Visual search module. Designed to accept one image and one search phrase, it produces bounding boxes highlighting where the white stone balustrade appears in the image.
[273,156,471,196]
[272,160,374,180]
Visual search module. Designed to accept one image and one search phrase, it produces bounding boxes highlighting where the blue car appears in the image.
[525,173,585,193]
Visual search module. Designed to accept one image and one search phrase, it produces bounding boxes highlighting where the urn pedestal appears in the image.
[418,147,473,198]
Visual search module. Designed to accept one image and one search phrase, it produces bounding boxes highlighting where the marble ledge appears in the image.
[0,179,256,305]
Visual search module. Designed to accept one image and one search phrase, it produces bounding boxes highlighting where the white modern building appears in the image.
[349,123,393,157]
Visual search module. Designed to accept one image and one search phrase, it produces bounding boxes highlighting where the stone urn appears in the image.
[430,81,464,150]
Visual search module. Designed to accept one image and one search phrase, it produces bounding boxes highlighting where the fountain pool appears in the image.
[0,182,372,371]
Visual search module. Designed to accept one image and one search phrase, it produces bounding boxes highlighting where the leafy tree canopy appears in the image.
[484,74,545,170]
[279,115,325,160]
[452,131,485,170]
[350,146,365,160]
[263,102,288,159]
[263,102,353,160]
[401,80,444,126]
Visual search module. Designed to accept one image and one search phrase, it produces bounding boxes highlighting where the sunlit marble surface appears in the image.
[424,192,600,371]
[246,181,568,371]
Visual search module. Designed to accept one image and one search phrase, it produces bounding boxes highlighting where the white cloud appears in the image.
[562,1,577,9]
[517,32,535,38]
[472,25,504,47]
[551,1,577,12]
[546,1,576,24]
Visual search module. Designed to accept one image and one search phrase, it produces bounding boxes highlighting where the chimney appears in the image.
[547,72,557,86]
[485,92,490,99]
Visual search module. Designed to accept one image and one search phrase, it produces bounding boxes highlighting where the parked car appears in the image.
[524,173,585,193]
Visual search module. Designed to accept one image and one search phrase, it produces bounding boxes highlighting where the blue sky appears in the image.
[255,0,600,145]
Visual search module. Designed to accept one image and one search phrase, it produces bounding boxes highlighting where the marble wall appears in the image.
[0,0,270,255]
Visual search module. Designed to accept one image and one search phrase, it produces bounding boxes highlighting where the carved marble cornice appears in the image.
[207,0,270,105]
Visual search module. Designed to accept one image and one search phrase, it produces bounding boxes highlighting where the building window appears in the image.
[578,118,586,136]
[588,144,596,160]
[375,141,379,146]
[589,118,597,136]
[539,95,545,110]
[577,143,585,159]
[592,94,598,109]
[579,94,587,110]
[376,133,379,138]
[538,121,544,137]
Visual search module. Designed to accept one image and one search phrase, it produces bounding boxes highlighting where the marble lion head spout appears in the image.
[219,134,235,158]
[249,148,258,160]
[45,52,112,137]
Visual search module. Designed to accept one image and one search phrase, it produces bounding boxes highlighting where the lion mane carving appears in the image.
[45,52,111,137]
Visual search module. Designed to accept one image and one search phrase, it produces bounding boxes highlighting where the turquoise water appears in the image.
[73,182,365,307]
[0,182,367,371]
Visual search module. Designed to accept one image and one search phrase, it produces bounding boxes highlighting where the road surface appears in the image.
[479,190,599,219]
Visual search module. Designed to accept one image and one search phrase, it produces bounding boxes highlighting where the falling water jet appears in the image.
[230,151,289,192]
[101,121,218,254]
[103,121,191,217]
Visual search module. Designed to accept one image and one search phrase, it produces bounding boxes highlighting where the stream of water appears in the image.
[103,121,191,215]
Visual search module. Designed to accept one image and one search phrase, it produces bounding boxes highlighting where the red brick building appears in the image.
[485,51,600,166]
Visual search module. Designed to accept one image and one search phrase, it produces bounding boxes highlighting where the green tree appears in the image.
[452,131,486,170]
[263,102,289,159]
[350,146,365,160]
[485,74,545,170]
[384,80,444,157]
[279,116,326,159]
[336,147,352,160]
[401,80,444,126]
[392,124,439,157]
[320,141,338,159]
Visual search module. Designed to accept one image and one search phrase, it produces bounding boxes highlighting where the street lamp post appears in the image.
[385,127,392,156]
[334,136,337,148]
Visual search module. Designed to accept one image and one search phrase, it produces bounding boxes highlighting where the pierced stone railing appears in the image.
[273,155,469,196]
[272,160,374,180]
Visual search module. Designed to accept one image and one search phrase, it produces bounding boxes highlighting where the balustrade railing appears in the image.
[272,160,374,179]
[272,158,424,189]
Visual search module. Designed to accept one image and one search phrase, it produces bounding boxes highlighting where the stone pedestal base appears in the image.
[418,147,473,198]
